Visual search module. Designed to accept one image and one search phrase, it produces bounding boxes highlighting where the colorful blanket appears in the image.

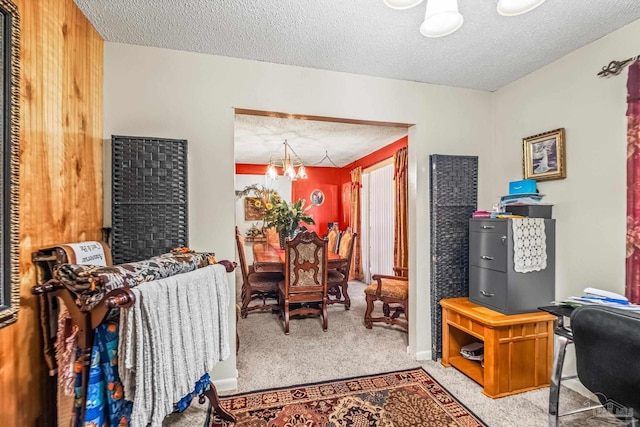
[74,316,210,427]
[54,250,216,311]
[64,249,222,426]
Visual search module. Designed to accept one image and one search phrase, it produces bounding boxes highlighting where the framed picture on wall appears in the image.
[522,128,566,181]
[244,197,265,221]
[310,189,325,206]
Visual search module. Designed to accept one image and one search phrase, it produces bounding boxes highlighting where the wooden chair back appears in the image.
[235,226,250,284]
[284,231,328,298]
[393,266,408,278]
[327,228,340,254]
[337,229,356,260]
[325,229,357,309]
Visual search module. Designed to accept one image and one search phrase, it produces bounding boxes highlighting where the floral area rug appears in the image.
[206,368,487,426]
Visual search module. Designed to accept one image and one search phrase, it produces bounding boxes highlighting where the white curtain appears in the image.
[362,163,395,282]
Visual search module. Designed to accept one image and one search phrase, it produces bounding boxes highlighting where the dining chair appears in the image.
[364,266,408,331]
[278,231,328,334]
[235,227,283,317]
[327,229,357,310]
[326,226,340,254]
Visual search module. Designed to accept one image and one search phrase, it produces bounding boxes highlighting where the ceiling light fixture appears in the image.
[383,0,424,10]
[420,0,463,38]
[387,0,545,38]
[266,140,308,181]
[496,0,546,16]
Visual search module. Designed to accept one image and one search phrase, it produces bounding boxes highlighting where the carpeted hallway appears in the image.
[164,277,622,426]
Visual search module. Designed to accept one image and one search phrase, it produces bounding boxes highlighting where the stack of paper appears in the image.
[500,193,546,207]
[560,288,640,311]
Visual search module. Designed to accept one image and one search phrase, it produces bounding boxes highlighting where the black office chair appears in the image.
[571,305,640,426]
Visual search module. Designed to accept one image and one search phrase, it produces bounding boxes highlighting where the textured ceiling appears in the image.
[234,114,408,167]
[75,0,640,91]
[75,0,640,165]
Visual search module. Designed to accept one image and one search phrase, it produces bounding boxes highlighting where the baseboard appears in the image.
[213,375,238,392]
[415,350,432,361]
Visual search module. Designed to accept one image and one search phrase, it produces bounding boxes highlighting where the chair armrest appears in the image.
[371,274,408,294]
[372,274,408,281]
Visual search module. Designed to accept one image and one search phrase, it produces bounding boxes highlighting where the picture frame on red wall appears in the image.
[310,189,325,206]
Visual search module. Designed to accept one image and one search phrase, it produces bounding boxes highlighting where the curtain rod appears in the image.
[597,55,640,77]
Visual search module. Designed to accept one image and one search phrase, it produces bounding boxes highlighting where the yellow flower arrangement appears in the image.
[263,198,315,235]
[236,184,315,236]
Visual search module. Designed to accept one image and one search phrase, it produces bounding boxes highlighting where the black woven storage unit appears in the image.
[111,136,188,264]
[429,155,478,361]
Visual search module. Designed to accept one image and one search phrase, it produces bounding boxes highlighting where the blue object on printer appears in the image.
[509,179,537,195]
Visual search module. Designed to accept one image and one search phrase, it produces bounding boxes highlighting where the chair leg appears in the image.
[383,303,390,317]
[404,300,409,324]
[283,299,290,335]
[342,282,350,310]
[322,297,328,331]
[364,294,375,329]
[549,334,571,427]
[241,284,251,318]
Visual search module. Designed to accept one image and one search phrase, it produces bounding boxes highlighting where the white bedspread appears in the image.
[119,264,230,427]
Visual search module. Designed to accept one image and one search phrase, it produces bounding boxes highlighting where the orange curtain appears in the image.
[394,147,409,272]
[349,167,364,280]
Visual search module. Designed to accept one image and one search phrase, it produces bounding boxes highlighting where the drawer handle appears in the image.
[481,255,494,260]
[481,291,495,297]
[481,225,495,229]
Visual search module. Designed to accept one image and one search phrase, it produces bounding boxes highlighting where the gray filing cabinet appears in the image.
[469,218,555,315]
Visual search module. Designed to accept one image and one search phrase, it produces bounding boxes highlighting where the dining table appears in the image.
[252,242,349,273]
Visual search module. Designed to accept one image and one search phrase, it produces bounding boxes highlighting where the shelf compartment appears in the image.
[449,355,484,386]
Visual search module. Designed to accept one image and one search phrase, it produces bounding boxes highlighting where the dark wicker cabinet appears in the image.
[111,135,188,264]
[429,155,478,360]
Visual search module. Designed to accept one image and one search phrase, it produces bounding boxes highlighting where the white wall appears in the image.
[492,19,640,391]
[234,174,291,264]
[104,43,494,387]
[234,174,292,237]
[493,19,640,302]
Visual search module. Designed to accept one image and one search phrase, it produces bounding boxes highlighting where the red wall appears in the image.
[291,167,343,236]
[341,136,408,172]
[236,135,408,233]
[338,136,408,227]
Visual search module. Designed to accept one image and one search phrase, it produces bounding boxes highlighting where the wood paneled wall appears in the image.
[0,0,103,425]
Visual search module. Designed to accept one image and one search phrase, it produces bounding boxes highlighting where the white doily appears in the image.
[512,218,547,273]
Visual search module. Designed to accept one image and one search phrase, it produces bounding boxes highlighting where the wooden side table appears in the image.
[440,297,555,398]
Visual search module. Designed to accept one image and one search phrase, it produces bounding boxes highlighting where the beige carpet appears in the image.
[163,276,623,426]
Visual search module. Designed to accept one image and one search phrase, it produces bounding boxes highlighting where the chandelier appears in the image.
[383,0,545,38]
[266,140,308,181]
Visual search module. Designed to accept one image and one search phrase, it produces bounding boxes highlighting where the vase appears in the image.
[278,230,296,249]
